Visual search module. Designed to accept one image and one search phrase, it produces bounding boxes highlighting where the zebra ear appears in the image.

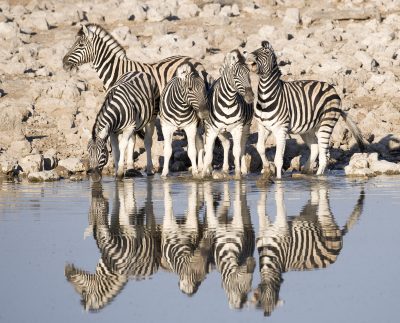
[176,63,191,80]
[98,124,109,140]
[224,51,240,68]
[81,24,93,39]
[261,40,273,51]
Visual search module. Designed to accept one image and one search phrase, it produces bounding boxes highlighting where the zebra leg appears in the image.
[126,135,135,171]
[162,182,177,229]
[144,121,155,176]
[185,123,199,177]
[116,129,134,179]
[195,127,204,171]
[316,129,330,176]
[274,182,289,233]
[161,124,175,178]
[110,133,120,176]
[204,181,217,228]
[218,133,230,173]
[273,128,288,179]
[202,128,218,178]
[300,132,319,174]
[240,123,250,175]
[231,125,244,179]
[256,123,273,176]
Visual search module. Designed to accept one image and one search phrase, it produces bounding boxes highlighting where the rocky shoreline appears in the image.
[1,0,400,182]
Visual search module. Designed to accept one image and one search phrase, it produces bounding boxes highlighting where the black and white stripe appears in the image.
[161,182,211,295]
[202,50,254,178]
[65,181,160,311]
[204,181,255,309]
[247,41,365,178]
[253,182,365,316]
[63,24,212,175]
[160,63,209,177]
[87,71,157,179]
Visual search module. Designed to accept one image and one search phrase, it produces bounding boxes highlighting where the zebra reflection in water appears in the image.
[252,182,365,316]
[65,180,160,311]
[204,181,256,309]
[161,181,211,296]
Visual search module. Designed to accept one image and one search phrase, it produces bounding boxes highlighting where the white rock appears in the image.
[177,3,200,19]
[258,25,275,40]
[354,50,372,69]
[28,170,60,182]
[283,8,300,27]
[20,154,43,174]
[58,158,85,172]
[370,160,400,175]
[200,4,221,17]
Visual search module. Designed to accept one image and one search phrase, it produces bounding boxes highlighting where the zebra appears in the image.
[204,181,256,309]
[161,181,211,296]
[65,180,161,311]
[202,49,254,179]
[160,63,209,177]
[63,23,212,174]
[87,71,158,180]
[246,41,365,178]
[252,182,365,316]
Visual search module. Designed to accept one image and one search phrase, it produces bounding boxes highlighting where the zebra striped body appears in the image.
[204,181,255,309]
[87,71,157,179]
[161,182,210,295]
[63,24,211,174]
[247,41,364,178]
[160,63,209,177]
[202,50,254,178]
[65,181,161,311]
[253,182,365,316]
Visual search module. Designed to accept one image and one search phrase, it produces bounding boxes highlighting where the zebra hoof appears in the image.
[146,170,155,176]
[125,169,143,178]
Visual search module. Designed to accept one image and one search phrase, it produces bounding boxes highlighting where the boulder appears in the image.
[19,154,43,174]
[28,170,60,182]
[58,158,85,172]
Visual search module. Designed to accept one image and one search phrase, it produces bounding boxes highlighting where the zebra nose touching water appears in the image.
[246,41,365,179]
[87,71,158,181]
[202,50,254,179]
[160,63,209,177]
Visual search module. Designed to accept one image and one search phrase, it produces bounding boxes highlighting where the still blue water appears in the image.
[0,175,399,323]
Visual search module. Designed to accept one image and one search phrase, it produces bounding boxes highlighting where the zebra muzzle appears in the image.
[87,167,102,182]
[244,87,255,104]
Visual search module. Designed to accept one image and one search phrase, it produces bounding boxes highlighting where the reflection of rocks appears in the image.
[345,152,400,177]
[1,0,400,177]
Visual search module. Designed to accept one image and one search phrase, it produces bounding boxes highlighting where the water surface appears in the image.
[0,175,399,323]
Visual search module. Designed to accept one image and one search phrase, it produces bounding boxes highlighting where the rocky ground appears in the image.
[1,0,400,181]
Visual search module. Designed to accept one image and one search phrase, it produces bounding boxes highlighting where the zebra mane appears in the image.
[80,23,127,58]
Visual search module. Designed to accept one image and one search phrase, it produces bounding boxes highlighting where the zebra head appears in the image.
[251,273,284,316]
[246,41,277,76]
[65,263,127,312]
[176,63,209,120]
[87,127,109,182]
[63,24,95,71]
[221,49,254,104]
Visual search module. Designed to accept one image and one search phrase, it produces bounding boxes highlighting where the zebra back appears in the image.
[63,23,212,93]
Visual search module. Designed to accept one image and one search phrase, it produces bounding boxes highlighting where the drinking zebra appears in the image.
[160,63,209,177]
[246,41,365,178]
[253,182,365,316]
[87,71,157,180]
[63,24,212,175]
[204,181,255,309]
[161,181,211,295]
[65,180,161,311]
[202,50,254,179]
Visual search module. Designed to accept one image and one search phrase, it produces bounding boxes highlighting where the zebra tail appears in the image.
[136,129,145,140]
[341,188,365,236]
[340,110,366,152]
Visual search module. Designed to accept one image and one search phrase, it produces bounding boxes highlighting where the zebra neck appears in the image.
[216,75,239,107]
[258,66,283,104]
[91,34,140,90]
